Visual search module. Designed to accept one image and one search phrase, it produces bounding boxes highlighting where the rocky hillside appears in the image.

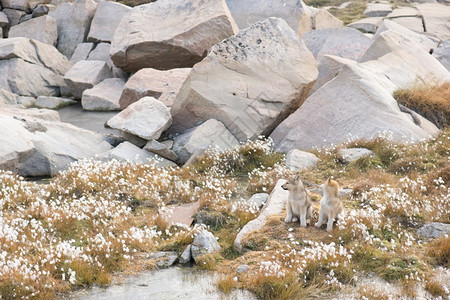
[0,0,449,298]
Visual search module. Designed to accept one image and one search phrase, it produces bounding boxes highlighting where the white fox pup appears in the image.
[281,173,312,227]
[315,178,343,232]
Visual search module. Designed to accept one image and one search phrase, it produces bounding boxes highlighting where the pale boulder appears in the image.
[270,49,446,152]
[433,40,450,71]
[70,42,94,64]
[415,3,450,40]
[191,230,221,263]
[143,140,178,162]
[338,148,374,164]
[2,8,26,30]
[364,3,393,17]
[106,97,172,141]
[63,60,113,99]
[119,68,191,109]
[110,0,238,72]
[172,119,239,163]
[35,96,76,109]
[1,0,46,13]
[285,149,319,170]
[49,0,97,58]
[81,78,125,111]
[169,18,318,141]
[87,42,113,66]
[87,1,131,43]
[8,15,57,46]
[0,11,8,28]
[347,17,383,33]
[310,55,356,95]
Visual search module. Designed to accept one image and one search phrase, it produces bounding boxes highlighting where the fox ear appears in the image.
[294,173,300,181]
[326,177,331,183]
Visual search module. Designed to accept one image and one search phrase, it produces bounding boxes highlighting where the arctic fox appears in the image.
[281,173,312,228]
[315,178,343,232]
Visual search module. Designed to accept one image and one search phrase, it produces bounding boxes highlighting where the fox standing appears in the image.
[281,173,312,227]
[315,178,343,232]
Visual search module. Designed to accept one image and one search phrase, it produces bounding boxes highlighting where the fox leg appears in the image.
[306,206,312,225]
[315,209,325,228]
[299,206,307,227]
[326,211,335,232]
[284,202,293,223]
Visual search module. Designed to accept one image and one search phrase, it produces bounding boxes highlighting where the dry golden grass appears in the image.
[425,278,447,298]
[427,236,450,267]
[394,82,450,129]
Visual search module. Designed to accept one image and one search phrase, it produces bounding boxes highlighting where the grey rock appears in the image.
[19,14,32,23]
[143,140,178,162]
[417,222,450,238]
[2,8,26,29]
[106,97,172,141]
[347,17,383,33]
[64,60,113,99]
[17,96,35,108]
[110,0,238,72]
[285,149,319,170]
[236,264,249,274]
[310,55,356,95]
[87,42,112,66]
[0,89,19,105]
[9,15,57,46]
[364,3,393,17]
[179,245,192,264]
[338,148,374,164]
[148,252,178,268]
[0,12,9,28]
[1,0,46,13]
[433,40,450,71]
[32,4,50,17]
[191,230,221,263]
[169,18,318,141]
[35,96,76,109]
[81,78,125,111]
[49,0,97,58]
[87,0,131,43]
[172,119,239,164]
[121,132,147,148]
[99,141,176,167]
[70,42,94,64]
[415,3,450,40]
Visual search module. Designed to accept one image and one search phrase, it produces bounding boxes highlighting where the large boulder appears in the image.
[87,1,131,43]
[8,15,57,46]
[270,49,447,152]
[63,60,113,99]
[302,27,372,61]
[0,109,112,176]
[87,42,113,66]
[143,140,178,162]
[2,8,25,30]
[415,3,450,40]
[169,18,318,141]
[225,0,309,30]
[106,97,172,141]
[310,55,356,95]
[297,6,344,36]
[81,78,125,111]
[1,0,46,13]
[110,0,238,72]
[285,149,319,171]
[0,11,10,29]
[119,68,190,109]
[49,0,97,58]
[70,42,94,64]
[172,119,239,163]
[364,3,393,17]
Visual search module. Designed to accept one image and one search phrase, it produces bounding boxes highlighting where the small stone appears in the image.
[417,222,450,238]
[247,193,269,209]
[191,230,221,263]
[338,148,374,164]
[236,264,249,274]
[179,245,192,264]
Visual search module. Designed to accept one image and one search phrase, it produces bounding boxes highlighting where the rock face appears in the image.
[310,55,356,95]
[433,40,450,71]
[70,42,94,64]
[169,18,318,142]
[35,96,76,109]
[63,60,113,99]
[285,149,319,170]
[172,119,239,163]
[302,27,372,62]
[87,1,131,43]
[415,3,450,40]
[119,68,191,109]
[0,110,112,176]
[49,0,97,58]
[110,0,238,72]
[106,97,172,141]
[191,230,221,263]
[338,148,374,164]
[81,78,125,111]
[225,0,309,30]
[8,15,57,46]
[0,38,72,97]
[270,48,446,152]
[234,179,288,252]
[417,222,450,238]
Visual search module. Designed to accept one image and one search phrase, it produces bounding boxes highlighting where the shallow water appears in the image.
[68,267,257,300]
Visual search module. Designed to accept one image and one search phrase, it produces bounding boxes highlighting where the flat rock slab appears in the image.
[35,96,76,109]
[82,78,125,111]
[106,96,172,141]
[364,3,393,17]
[415,3,450,40]
[70,42,94,64]
[87,1,131,43]
[166,201,200,226]
[119,68,191,109]
[234,179,288,252]
[144,140,178,162]
[64,60,113,99]
[417,222,450,238]
[148,252,178,268]
[348,17,383,33]
[8,15,57,46]
[169,17,318,141]
[310,55,356,95]
[110,0,238,72]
